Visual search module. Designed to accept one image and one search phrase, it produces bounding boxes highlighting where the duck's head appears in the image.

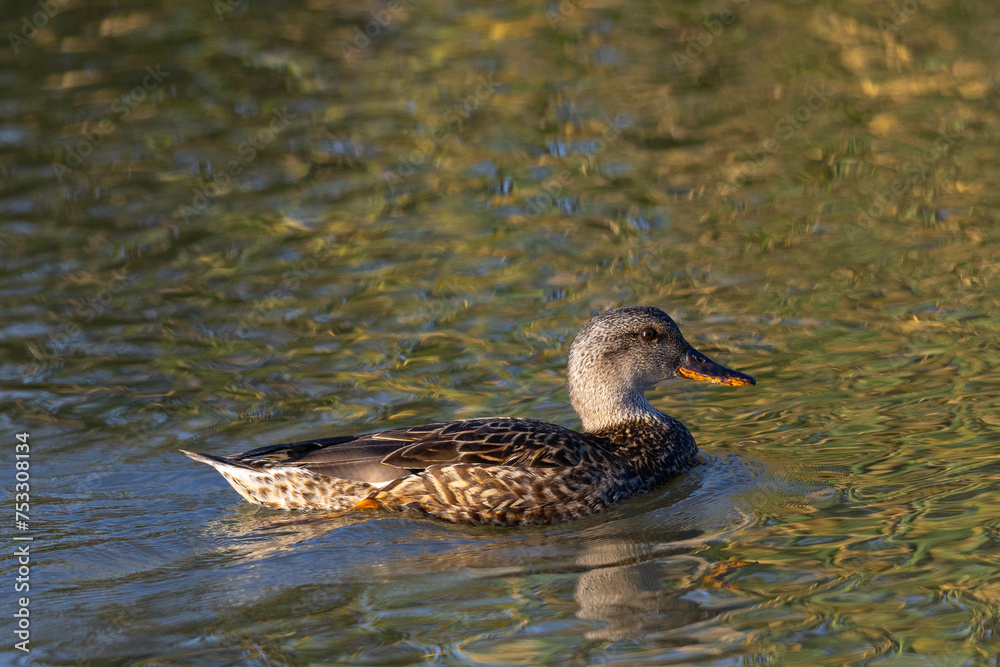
[567,306,754,433]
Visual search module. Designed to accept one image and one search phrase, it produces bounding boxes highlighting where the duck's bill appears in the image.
[677,350,756,387]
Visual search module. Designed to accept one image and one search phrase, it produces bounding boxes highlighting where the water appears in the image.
[3,0,1000,663]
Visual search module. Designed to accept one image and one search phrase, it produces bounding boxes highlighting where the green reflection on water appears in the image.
[2,0,1000,663]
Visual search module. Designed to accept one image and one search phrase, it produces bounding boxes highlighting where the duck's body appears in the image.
[184,414,696,524]
[184,306,754,525]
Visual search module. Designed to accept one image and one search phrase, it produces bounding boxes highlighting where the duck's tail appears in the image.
[181,449,248,469]
[181,450,377,511]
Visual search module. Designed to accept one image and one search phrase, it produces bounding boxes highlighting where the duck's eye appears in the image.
[640,328,658,342]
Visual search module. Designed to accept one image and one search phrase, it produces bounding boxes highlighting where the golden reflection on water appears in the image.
[3,0,1000,663]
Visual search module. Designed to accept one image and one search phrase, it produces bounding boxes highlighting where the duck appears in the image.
[182,306,755,525]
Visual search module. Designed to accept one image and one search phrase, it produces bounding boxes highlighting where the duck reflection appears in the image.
[572,537,715,639]
[197,453,759,643]
[566,467,750,640]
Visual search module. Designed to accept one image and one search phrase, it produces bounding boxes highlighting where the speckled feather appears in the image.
[182,306,752,525]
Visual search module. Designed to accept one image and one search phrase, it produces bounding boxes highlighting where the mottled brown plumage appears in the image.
[183,306,755,525]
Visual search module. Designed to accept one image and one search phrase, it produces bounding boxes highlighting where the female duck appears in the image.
[183,306,754,525]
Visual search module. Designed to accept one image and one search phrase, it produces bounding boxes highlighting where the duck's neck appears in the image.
[569,376,665,434]
[572,381,697,474]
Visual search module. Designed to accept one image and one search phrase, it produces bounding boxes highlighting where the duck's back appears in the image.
[358,416,696,525]
[231,417,592,477]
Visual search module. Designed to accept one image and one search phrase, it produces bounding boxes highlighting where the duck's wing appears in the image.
[378,418,590,469]
[232,418,592,485]
[229,433,414,485]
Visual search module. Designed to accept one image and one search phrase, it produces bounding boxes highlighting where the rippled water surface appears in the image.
[3,0,1000,664]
